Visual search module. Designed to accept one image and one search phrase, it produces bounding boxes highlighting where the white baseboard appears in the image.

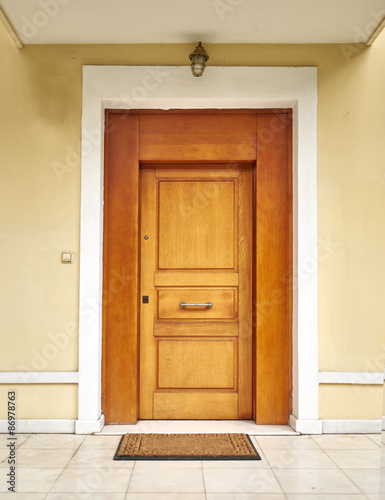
[289,415,382,434]
[322,419,382,434]
[75,414,105,434]
[289,415,323,434]
[0,419,75,433]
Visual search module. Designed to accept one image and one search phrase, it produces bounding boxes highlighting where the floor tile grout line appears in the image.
[266,449,290,498]
[201,461,207,497]
[40,435,86,497]
[124,464,134,496]
[333,464,373,496]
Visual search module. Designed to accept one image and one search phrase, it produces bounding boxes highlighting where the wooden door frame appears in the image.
[102,109,292,424]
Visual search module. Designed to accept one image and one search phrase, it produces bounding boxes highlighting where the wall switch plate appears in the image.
[62,252,73,263]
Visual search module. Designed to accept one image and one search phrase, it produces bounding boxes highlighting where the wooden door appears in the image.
[102,110,292,424]
[140,165,253,419]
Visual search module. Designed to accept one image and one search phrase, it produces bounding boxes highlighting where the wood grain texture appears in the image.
[103,110,292,424]
[102,112,140,424]
[140,166,253,419]
[153,322,239,337]
[154,272,239,287]
[238,167,253,418]
[139,169,158,419]
[153,393,239,419]
[255,112,292,424]
[158,180,236,270]
[140,114,257,162]
[158,339,236,389]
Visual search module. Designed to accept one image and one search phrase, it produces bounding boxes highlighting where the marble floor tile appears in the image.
[12,448,75,468]
[273,468,361,494]
[133,459,202,469]
[0,494,46,500]
[310,435,379,450]
[79,435,123,450]
[46,494,126,500]
[264,449,338,469]
[0,434,31,448]
[256,436,321,450]
[67,449,134,468]
[128,467,205,493]
[125,494,206,500]
[326,449,381,469]
[285,495,367,500]
[343,468,381,494]
[50,467,132,493]
[202,454,270,469]
[206,494,286,500]
[0,467,63,493]
[203,468,283,493]
[19,434,85,450]
[366,434,382,446]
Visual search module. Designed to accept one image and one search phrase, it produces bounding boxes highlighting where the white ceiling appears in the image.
[1,0,385,45]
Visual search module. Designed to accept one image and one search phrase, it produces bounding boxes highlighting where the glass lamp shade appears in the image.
[191,55,205,77]
[189,42,209,77]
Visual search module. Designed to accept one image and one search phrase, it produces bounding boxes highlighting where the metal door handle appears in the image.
[179,301,213,309]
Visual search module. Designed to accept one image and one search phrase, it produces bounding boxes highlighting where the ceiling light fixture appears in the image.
[189,41,209,77]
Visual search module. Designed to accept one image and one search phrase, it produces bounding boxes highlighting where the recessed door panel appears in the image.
[140,165,252,419]
[158,180,236,270]
[158,339,236,389]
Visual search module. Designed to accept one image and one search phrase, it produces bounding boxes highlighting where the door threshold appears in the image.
[95,420,298,435]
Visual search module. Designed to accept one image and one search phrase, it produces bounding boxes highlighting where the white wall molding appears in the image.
[75,414,105,435]
[382,416,385,431]
[80,65,318,429]
[322,419,382,434]
[0,419,75,434]
[318,372,384,385]
[0,372,79,384]
[290,415,383,434]
[289,415,323,434]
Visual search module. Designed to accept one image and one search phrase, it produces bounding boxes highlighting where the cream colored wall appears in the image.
[0,385,77,419]
[319,384,383,420]
[1,23,385,419]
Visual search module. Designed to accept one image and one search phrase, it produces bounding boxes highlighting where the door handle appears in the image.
[179,301,213,309]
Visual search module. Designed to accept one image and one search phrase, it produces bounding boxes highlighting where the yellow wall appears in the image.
[1,23,385,419]
[0,385,77,419]
[319,384,383,420]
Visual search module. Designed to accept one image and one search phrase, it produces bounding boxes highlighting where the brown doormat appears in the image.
[114,433,261,461]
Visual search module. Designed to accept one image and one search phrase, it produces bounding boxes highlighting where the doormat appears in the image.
[114,433,261,460]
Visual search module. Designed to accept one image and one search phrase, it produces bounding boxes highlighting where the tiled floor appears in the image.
[0,433,383,499]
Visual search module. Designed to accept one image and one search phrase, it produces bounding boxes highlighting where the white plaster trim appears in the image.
[0,419,75,433]
[75,414,105,434]
[382,416,385,431]
[0,372,79,384]
[289,415,323,435]
[97,421,298,435]
[318,372,384,385]
[80,65,318,424]
[322,419,382,434]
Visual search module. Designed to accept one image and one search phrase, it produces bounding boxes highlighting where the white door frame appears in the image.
[76,65,320,434]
